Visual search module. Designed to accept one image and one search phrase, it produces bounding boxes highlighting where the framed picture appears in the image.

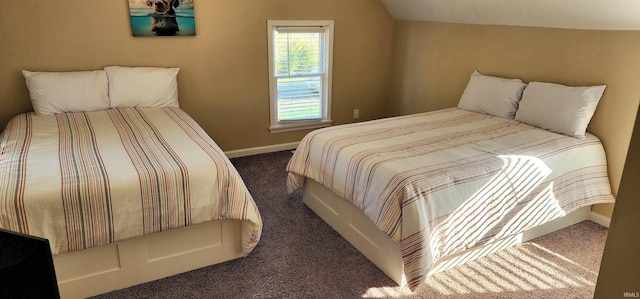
[128,0,196,36]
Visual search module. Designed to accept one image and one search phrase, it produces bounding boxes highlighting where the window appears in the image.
[267,20,334,133]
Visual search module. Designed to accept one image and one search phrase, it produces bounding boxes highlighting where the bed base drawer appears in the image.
[53,220,244,299]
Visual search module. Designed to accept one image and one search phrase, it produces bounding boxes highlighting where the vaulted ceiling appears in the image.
[379,0,640,30]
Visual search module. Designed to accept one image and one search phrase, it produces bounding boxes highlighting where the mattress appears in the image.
[0,107,262,255]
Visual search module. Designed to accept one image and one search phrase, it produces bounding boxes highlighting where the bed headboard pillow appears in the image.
[515,81,606,138]
[22,70,110,116]
[457,71,527,119]
[104,66,180,108]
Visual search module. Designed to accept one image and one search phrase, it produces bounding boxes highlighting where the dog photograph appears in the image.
[128,0,196,36]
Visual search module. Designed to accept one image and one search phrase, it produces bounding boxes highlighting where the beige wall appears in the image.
[595,104,640,298]
[388,20,640,218]
[2,3,636,219]
[0,0,394,151]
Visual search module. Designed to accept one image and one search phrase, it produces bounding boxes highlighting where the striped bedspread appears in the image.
[0,107,262,255]
[287,108,614,289]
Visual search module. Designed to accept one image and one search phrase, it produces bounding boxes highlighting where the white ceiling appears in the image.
[379,0,640,30]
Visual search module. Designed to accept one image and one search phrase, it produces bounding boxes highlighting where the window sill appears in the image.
[269,120,332,133]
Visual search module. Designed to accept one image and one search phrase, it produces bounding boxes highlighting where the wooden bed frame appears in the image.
[302,178,592,286]
[53,219,244,299]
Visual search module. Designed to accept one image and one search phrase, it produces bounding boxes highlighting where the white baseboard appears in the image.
[588,210,611,228]
[224,141,300,159]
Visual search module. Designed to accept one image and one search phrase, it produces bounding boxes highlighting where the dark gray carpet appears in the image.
[92,150,607,298]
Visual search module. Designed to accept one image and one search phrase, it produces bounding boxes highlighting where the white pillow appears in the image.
[104,66,180,108]
[515,81,606,138]
[458,71,527,119]
[22,70,110,116]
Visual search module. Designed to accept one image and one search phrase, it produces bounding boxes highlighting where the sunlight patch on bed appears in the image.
[361,154,595,298]
[430,154,565,260]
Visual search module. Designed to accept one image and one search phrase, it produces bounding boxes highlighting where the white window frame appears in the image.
[267,20,334,133]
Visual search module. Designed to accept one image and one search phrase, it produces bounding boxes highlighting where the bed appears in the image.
[287,74,615,290]
[1,68,262,298]
[0,66,262,298]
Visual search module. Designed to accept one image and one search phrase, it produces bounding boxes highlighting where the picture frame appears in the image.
[128,0,196,36]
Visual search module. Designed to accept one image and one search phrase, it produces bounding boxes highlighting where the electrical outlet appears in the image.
[353,109,360,119]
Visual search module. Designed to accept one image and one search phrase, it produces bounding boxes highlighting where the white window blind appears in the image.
[268,20,333,133]
[274,29,323,121]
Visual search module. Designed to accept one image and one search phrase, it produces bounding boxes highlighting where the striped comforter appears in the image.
[0,107,262,255]
[287,108,614,290]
